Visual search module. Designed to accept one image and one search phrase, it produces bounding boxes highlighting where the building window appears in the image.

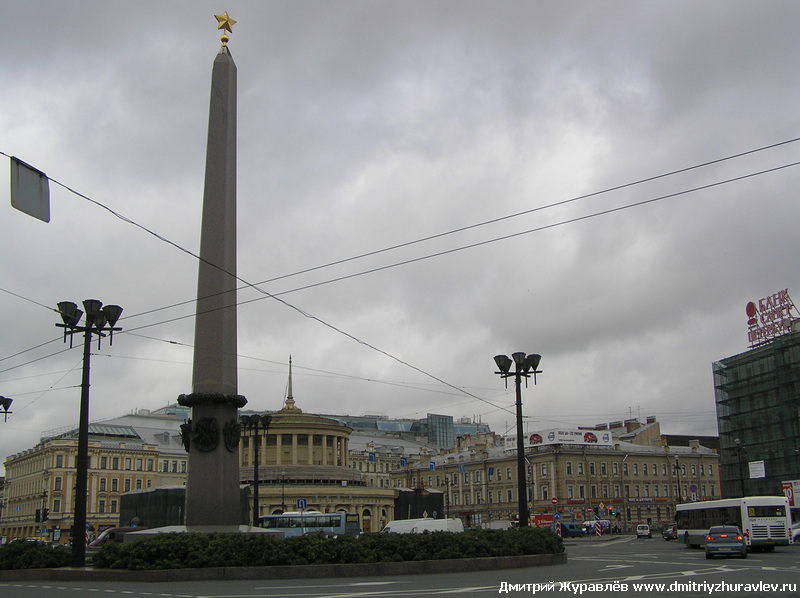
[124,479,131,492]
[124,458,131,470]
[112,457,119,469]
[700,464,705,475]
[507,467,512,479]
[136,479,143,490]
[578,462,584,475]
[614,484,620,498]
[568,485,574,499]
[99,478,106,492]
[601,462,607,476]
[643,463,648,475]
[541,463,547,477]
[101,456,107,469]
[602,485,609,498]
[508,489,513,502]
[634,485,640,498]
[590,485,597,499]
[111,500,117,513]
[56,454,64,468]
[623,462,628,475]
[662,463,667,475]
[579,485,585,498]
[633,463,639,475]
[566,461,573,475]
[497,490,502,503]
[541,486,549,500]
[612,462,619,476]
[497,468,502,481]
[53,499,61,513]
[644,485,650,498]
[708,465,713,476]
[99,500,106,514]
[111,478,118,492]
[654,485,659,498]
[136,459,143,471]
[691,464,696,476]
[589,462,595,476]
[54,477,62,491]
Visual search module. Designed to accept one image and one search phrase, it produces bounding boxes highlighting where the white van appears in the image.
[382,518,464,534]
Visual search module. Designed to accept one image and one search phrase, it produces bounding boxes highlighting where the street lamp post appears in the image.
[56,299,122,568]
[673,457,682,504]
[494,352,542,528]
[735,438,746,497]
[280,471,287,513]
[241,414,272,526]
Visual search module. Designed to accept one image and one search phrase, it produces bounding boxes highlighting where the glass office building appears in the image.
[713,328,800,498]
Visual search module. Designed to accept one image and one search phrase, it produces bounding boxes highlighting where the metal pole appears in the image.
[71,323,92,568]
[515,371,529,527]
[252,424,259,526]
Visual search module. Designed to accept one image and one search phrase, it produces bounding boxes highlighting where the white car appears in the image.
[636,524,652,538]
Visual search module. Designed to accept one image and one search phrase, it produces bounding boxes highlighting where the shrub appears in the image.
[0,540,71,570]
[91,526,562,570]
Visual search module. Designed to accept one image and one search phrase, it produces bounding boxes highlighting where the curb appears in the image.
[0,552,567,583]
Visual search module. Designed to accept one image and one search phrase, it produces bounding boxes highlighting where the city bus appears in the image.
[676,496,792,550]
[258,511,360,538]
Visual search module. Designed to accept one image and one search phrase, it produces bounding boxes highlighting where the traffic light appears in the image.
[42,508,49,521]
[608,506,615,517]
[35,509,41,522]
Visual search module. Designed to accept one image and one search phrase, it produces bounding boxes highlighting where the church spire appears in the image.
[283,355,301,411]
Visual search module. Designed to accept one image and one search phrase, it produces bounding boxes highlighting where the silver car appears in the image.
[704,525,747,559]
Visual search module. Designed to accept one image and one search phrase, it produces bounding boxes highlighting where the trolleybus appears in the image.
[676,496,792,550]
[258,510,360,538]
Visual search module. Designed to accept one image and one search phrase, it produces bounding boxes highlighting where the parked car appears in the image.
[704,525,747,559]
[792,520,800,543]
[636,524,652,538]
[662,523,678,540]
[552,522,586,537]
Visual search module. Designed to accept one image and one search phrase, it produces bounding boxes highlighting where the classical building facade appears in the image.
[238,365,397,533]
[0,412,187,544]
[391,419,720,531]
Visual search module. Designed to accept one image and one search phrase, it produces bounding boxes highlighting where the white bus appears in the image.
[258,511,361,538]
[676,496,792,550]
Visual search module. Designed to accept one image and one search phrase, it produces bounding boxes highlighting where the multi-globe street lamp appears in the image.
[494,352,542,528]
[241,414,272,526]
[0,396,13,422]
[56,299,122,568]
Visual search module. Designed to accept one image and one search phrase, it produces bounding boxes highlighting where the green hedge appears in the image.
[92,527,563,570]
[0,540,71,570]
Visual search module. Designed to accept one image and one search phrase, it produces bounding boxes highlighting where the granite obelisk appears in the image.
[178,13,247,528]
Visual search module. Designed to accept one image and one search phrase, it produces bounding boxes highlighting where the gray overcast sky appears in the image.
[2,1,800,475]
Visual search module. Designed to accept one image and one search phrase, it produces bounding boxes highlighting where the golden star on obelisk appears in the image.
[215,11,236,45]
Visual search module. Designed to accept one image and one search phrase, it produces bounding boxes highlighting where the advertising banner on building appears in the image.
[505,428,614,449]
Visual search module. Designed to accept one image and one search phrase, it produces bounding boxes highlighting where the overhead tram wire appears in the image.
[123,157,800,333]
[4,141,800,417]
[121,135,800,323]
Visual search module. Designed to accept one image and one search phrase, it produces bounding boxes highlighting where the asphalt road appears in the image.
[1,535,799,597]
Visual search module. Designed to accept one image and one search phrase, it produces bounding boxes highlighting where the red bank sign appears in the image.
[746,289,796,347]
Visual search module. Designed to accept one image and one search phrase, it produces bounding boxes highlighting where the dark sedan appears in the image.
[705,525,747,559]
